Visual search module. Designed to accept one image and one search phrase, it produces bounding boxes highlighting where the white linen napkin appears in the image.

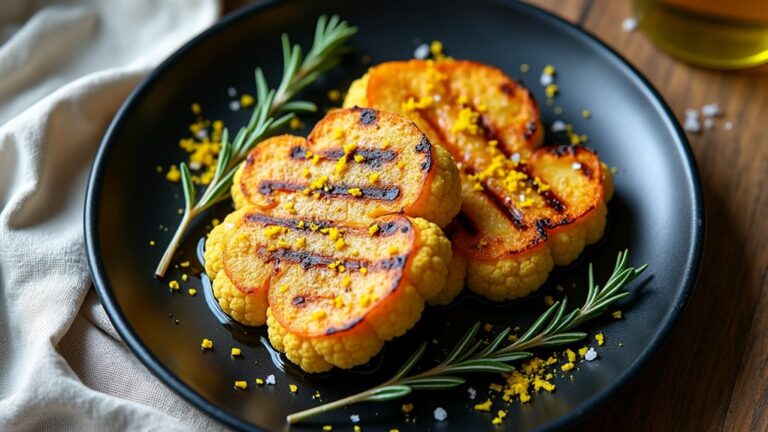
[0,1,231,430]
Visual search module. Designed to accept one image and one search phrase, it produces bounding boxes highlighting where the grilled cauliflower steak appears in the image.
[205,108,462,372]
[344,60,612,301]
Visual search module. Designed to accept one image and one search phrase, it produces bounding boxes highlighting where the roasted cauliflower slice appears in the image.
[344,59,612,301]
[205,108,463,371]
[232,107,461,229]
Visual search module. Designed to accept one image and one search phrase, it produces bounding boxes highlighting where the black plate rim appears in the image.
[84,1,705,431]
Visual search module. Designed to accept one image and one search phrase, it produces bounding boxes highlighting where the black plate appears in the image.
[84,0,704,430]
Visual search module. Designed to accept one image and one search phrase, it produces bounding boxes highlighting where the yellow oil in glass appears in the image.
[635,0,768,69]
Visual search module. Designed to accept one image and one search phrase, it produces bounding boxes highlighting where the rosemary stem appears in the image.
[154,209,196,277]
[286,387,381,424]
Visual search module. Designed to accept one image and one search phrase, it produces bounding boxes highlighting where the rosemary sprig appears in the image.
[155,15,357,277]
[286,250,647,424]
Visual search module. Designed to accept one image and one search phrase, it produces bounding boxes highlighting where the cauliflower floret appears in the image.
[466,245,554,302]
[428,248,466,306]
[266,217,452,372]
[204,208,268,326]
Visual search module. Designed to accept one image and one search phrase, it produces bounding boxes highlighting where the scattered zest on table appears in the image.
[154,15,357,277]
[285,250,647,424]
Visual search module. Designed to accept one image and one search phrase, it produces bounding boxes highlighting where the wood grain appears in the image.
[220,1,768,430]
[564,0,768,430]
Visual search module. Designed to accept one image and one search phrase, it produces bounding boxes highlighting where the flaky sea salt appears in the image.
[585,347,598,361]
[467,387,477,400]
[540,72,554,86]
[414,43,430,59]
[621,17,638,32]
[265,374,276,385]
[683,116,701,133]
[703,118,714,129]
[350,415,360,423]
[511,153,521,164]
[433,407,448,421]
[701,103,722,118]
[227,87,237,97]
[551,120,566,133]
[229,100,240,111]
[571,162,582,170]
[724,121,734,131]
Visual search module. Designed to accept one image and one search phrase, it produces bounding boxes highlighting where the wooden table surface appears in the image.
[522,1,768,430]
[222,1,768,430]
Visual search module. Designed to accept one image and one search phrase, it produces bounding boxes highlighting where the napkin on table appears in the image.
[0,1,231,430]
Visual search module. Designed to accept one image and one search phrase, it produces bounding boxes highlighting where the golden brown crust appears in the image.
[344,60,610,301]
[206,108,462,372]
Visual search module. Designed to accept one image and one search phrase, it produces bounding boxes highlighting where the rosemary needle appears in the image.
[286,250,647,424]
[155,15,357,277]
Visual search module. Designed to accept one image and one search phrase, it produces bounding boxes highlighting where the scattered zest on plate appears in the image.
[152,14,651,429]
[285,250,647,423]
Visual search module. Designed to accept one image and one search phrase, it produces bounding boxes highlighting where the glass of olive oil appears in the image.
[635,0,768,69]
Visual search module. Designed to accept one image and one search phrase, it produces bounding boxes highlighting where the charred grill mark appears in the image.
[547,144,596,157]
[418,113,453,158]
[539,190,566,212]
[246,153,255,167]
[580,163,594,178]
[414,135,433,171]
[290,145,398,167]
[516,163,567,213]
[268,248,336,270]
[245,213,333,231]
[257,180,400,201]
[377,220,401,235]
[478,114,512,158]
[290,146,308,159]
[486,189,526,230]
[246,213,406,239]
[325,148,398,168]
[377,254,409,271]
[329,184,400,200]
[463,167,527,230]
[325,317,364,335]
[535,218,552,241]
[500,82,515,96]
[454,211,479,235]
[357,108,378,125]
[258,246,409,281]
[292,295,306,306]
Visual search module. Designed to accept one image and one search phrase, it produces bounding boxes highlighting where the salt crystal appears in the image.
[194,129,208,140]
[683,116,701,133]
[229,100,240,111]
[227,87,237,97]
[511,153,521,163]
[414,43,430,59]
[265,374,276,385]
[724,121,734,131]
[684,108,699,118]
[703,118,714,130]
[189,161,201,170]
[350,415,360,423]
[540,73,554,86]
[433,407,448,421]
[585,347,598,361]
[551,120,566,133]
[701,103,722,118]
[571,162,582,170]
[467,387,477,400]
[621,17,638,32]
